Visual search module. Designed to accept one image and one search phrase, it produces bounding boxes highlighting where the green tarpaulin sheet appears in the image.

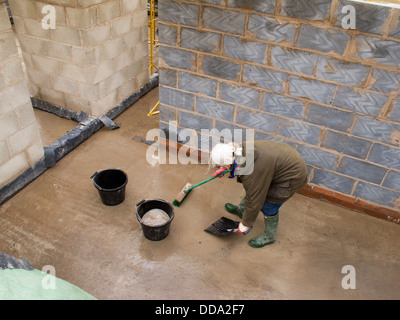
[0,268,96,300]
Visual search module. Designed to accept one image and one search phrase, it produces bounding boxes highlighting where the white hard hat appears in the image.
[210,143,235,166]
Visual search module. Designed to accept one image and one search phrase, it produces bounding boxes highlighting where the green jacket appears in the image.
[237,140,308,226]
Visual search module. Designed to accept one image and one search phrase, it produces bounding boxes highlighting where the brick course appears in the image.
[0,2,43,188]
[158,0,400,218]
[9,0,149,117]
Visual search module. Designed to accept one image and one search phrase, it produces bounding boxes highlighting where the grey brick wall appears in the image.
[248,14,297,43]
[202,7,246,34]
[271,47,318,75]
[296,25,351,55]
[158,0,400,211]
[281,0,331,20]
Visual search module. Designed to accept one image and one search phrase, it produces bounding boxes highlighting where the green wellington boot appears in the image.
[248,213,279,248]
[225,198,245,219]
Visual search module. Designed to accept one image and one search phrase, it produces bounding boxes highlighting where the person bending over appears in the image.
[210,140,308,248]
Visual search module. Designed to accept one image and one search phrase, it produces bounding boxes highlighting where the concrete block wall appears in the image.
[0,1,44,188]
[158,0,400,217]
[9,0,149,117]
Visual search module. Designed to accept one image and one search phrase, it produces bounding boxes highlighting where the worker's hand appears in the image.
[229,222,252,235]
[212,167,228,178]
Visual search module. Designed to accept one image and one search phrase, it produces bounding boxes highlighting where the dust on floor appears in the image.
[1,88,400,300]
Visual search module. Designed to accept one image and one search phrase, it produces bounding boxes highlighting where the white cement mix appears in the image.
[141,209,170,226]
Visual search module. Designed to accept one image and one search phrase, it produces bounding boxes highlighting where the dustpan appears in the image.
[204,217,239,237]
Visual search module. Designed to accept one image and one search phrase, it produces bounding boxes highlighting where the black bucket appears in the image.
[91,169,128,206]
[136,199,174,241]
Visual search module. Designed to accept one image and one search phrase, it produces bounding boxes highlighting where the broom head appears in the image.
[172,183,192,207]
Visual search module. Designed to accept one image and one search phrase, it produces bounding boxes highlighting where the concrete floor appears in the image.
[1,87,400,300]
[34,109,78,147]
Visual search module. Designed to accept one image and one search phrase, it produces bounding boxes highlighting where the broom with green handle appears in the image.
[173,169,230,207]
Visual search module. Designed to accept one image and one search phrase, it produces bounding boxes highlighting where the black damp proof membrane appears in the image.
[0,252,34,271]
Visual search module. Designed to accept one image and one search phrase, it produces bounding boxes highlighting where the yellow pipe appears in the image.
[148,0,158,74]
[147,0,159,117]
[147,101,160,117]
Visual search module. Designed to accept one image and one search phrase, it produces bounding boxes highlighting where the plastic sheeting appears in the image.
[0,253,96,300]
